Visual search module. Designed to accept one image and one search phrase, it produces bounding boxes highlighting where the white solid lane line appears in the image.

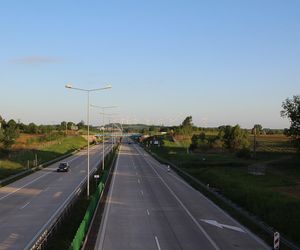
[155,236,161,250]
[20,201,31,210]
[147,209,150,216]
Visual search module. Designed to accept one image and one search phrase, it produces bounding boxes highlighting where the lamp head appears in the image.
[104,84,112,89]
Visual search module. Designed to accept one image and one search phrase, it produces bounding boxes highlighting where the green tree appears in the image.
[61,121,67,130]
[140,128,149,135]
[199,132,206,141]
[182,116,193,127]
[221,125,249,151]
[27,122,39,134]
[281,95,300,150]
[176,116,194,135]
[0,115,4,126]
[77,120,85,130]
[252,124,263,134]
[190,133,209,151]
[7,119,17,128]
[0,116,5,146]
[0,115,4,141]
[0,127,4,142]
[2,120,20,149]
[67,122,75,130]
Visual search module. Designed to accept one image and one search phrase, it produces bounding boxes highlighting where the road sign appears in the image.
[94,174,100,178]
[274,232,280,250]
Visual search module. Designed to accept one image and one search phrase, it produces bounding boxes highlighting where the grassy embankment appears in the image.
[0,133,87,180]
[148,134,300,245]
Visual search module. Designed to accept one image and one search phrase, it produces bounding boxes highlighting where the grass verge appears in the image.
[0,136,87,180]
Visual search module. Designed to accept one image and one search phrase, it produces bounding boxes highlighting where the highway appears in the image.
[95,140,269,250]
[0,143,111,250]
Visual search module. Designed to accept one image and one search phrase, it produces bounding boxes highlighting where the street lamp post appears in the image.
[101,114,118,159]
[90,105,117,171]
[112,122,123,143]
[65,84,112,198]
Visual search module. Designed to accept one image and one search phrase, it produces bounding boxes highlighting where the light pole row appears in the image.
[90,105,118,171]
[65,84,112,198]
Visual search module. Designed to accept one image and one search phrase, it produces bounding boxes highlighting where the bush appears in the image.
[236,147,251,158]
[210,138,223,149]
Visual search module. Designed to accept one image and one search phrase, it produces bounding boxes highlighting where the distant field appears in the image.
[0,134,87,181]
[249,134,295,153]
[148,134,300,244]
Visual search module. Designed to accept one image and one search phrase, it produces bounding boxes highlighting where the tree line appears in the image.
[142,95,300,154]
[0,117,89,150]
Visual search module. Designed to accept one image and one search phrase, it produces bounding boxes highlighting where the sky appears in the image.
[0,0,299,128]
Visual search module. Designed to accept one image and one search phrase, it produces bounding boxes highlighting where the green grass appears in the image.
[154,140,255,168]
[0,136,87,180]
[0,160,24,180]
[190,166,300,242]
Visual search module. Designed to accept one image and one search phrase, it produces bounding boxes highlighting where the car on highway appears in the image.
[57,162,70,172]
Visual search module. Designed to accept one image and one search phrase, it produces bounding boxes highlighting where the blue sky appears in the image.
[0,1,299,128]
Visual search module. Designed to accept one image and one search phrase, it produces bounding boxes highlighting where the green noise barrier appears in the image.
[70,172,108,250]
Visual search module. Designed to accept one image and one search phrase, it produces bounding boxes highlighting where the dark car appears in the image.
[57,162,70,172]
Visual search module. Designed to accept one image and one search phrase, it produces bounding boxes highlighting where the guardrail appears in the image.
[24,146,113,250]
[142,144,300,250]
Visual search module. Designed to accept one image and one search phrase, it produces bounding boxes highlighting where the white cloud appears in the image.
[9,56,62,64]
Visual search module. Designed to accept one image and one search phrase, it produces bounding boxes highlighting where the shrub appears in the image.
[236,147,251,158]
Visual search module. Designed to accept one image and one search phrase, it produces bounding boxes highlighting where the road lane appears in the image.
[135,146,268,249]
[0,143,111,250]
[95,140,269,250]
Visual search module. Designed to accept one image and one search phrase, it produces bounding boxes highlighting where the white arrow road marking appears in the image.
[201,219,245,233]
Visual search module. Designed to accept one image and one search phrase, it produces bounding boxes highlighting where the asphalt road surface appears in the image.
[0,143,112,250]
[95,140,269,250]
